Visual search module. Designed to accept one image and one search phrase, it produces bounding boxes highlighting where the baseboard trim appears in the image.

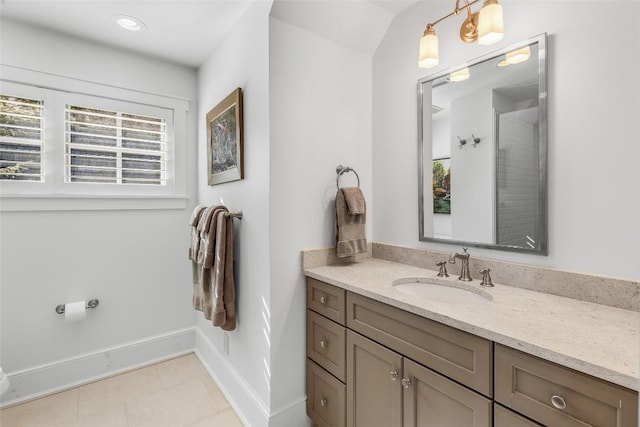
[194,328,311,427]
[0,327,196,408]
[194,328,270,427]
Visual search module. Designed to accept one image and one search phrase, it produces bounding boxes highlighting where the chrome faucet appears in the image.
[448,248,472,281]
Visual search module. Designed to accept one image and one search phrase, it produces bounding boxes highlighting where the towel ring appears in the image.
[336,165,360,189]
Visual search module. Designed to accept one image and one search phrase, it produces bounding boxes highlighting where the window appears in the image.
[65,105,167,186]
[0,70,189,211]
[0,95,44,181]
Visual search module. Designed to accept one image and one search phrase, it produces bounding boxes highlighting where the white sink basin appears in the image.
[392,277,492,304]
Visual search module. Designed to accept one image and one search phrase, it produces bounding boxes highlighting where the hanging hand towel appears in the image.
[212,210,236,331]
[341,187,366,214]
[336,187,367,258]
[193,205,227,319]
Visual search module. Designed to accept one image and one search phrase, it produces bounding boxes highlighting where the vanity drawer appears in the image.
[307,359,346,427]
[494,403,542,427]
[308,278,346,325]
[495,344,638,427]
[346,292,492,397]
[307,309,346,382]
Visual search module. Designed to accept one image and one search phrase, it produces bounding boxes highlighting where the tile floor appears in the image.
[0,353,244,427]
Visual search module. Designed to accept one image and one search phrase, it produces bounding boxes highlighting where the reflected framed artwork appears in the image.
[433,157,450,214]
[206,88,244,185]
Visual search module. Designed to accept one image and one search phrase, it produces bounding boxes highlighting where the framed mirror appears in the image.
[418,34,547,254]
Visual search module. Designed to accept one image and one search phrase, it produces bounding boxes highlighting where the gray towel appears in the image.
[212,210,236,331]
[341,187,366,214]
[193,205,227,319]
[336,188,367,258]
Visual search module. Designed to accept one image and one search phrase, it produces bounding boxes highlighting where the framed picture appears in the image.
[207,88,244,185]
[432,157,450,214]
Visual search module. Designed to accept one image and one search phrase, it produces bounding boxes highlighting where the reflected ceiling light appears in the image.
[418,0,505,69]
[115,15,146,31]
[497,46,531,68]
[505,46,531,64]
[450,67,470,82]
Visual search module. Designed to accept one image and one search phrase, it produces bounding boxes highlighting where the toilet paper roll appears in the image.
[64,301,86,323]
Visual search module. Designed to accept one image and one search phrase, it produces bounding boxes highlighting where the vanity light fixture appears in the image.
[418,0,504,69]
[115,15,146,31]
[449,67,470,82]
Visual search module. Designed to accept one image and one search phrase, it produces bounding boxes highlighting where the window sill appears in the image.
[0,194,188,212]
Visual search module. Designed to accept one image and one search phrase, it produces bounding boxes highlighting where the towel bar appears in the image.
[225,210,243,219]
[336,165,360,189]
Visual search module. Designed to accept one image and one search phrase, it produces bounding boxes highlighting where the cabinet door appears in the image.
[403,359,491,427]
[347,330,402,427]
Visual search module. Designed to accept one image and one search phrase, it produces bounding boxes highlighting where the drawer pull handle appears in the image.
[319,296,327,304]
[401,378,412,389]
[320,398,327,407]
[320,340,328,348]
[551,395,567,410]
[390,370,399,381]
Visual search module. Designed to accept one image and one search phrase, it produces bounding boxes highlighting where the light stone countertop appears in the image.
[304,257,639,391]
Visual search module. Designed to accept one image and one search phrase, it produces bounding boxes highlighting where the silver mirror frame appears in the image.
[418,33,548,254]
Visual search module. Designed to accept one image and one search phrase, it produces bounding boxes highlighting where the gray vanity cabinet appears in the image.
[307,277,492,427]
[305,278,638,427]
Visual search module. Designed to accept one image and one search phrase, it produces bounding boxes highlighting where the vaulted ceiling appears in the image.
[0,0,418,68]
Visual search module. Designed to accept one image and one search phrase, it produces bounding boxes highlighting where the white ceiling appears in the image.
[0,0,418,68]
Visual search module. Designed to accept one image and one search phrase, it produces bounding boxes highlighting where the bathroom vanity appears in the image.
[303,251,638,427]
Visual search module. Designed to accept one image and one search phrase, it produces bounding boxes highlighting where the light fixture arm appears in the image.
[427,0,483,30]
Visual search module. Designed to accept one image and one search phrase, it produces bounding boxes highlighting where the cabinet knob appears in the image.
[390,370,399,381]
[319,296,327,304]
[551,395,567,410]
[320,398,327,407]
[401,378,412,389]
[320,340,328,348]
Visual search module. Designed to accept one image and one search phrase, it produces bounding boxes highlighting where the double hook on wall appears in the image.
[457,134,481,149]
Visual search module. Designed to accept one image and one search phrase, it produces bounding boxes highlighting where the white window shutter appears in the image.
[64,105,167,186]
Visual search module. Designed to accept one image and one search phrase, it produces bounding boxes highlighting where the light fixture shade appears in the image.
[450,67,470,82]
[477,0,503,45]
[505,46,531,64]
[419,28,439,69]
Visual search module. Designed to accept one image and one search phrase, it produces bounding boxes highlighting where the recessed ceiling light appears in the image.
[115,15,146,31]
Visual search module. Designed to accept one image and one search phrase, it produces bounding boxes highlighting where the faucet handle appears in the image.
[479,268,494,287]
[435,261,449,277]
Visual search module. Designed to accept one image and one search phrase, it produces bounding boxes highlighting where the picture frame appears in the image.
[206,88,244,185]
[432,157,451,214]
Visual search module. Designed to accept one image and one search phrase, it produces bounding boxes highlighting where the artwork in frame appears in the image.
[207,88,244,185]
[432,157,451,214]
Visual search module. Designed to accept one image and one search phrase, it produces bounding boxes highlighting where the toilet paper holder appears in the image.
[55,299,100,314]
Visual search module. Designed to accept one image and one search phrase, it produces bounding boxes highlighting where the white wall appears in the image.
[373,1,640,280]
[450,89,494,242]
[195,5,374,424]
[0,20,198,401]
[195,2,273,426]
[269,15,373,425]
